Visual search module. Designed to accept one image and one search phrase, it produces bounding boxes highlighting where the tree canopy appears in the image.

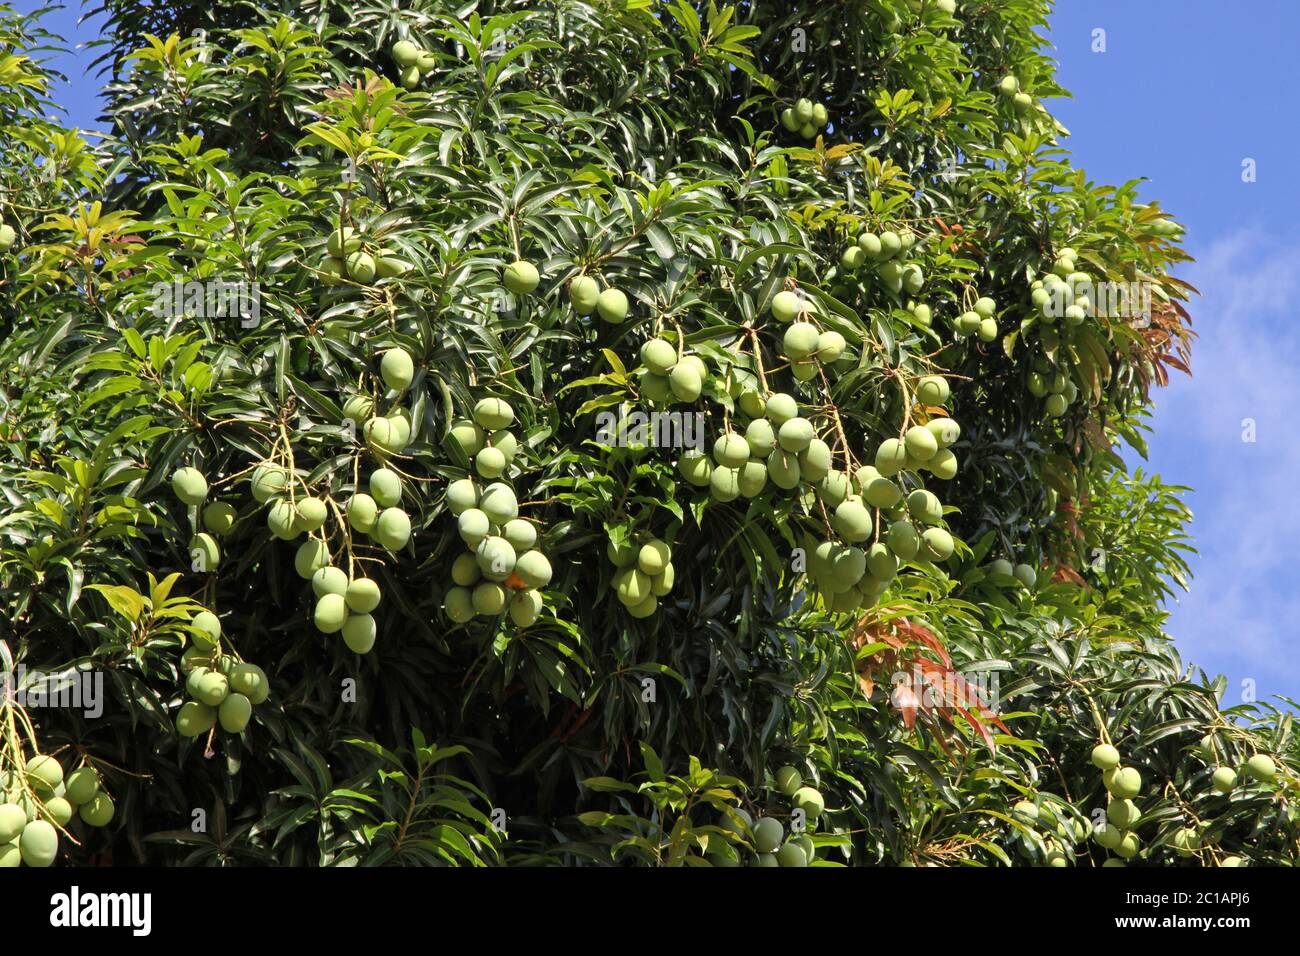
[0,0,1294,868]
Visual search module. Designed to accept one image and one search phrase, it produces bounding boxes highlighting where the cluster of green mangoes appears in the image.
[321,226,411,286]
[951,295,1000,343]
[172,466,229,571]
[307,562,388,654]
[768,291,853,377]
[606,534,675,619]
[345,347,418,458]
[443,409,552,628]
[451,395,522,479]
[680,391,827,501]
[175,610,271,732]
[637,339,707,403]
[1,758,112,867]
[507,260,632,324]
[306,463,415,653]
[712,766,826,867]
[986,558,1038,589]
[0,215,15,252]
[391,38,437,89]
[997,74,1036,113]
[778,97,830,140]
[805,417,961,612]
[1200,733,1278,798]
[836,227,924,298]
[567,271,631,324]
[1009,797,1087,866]
[1086,743,1146,864]
[1026,354,1078,419]
[249,457,410,557]
[1022,248,1091,417]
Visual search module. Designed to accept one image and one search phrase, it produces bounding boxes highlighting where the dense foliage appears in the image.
[0,0,1295,868]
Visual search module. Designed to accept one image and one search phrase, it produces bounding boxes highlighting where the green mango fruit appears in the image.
[266,499,298,539]
[346,251,376,283]
[19,819,58,867]
[793,787,824,819]
[250,463,287,503]
[230,663,270,704]
[502,518,537,553]
[753,817,784,853]
[679,451,713,487]
[833,499,873,543]
[668,363,702,402]
[596,287,629,323]
[446,479,479,516]
[444,587,475,623]
[907,489,943,525]
[374,508,411,551]
[510,589,544,627]
[771,290,803,323]
[172,467,209,505]
[326,225,362,258]
[777,417,814,453]
[342,613,377,654]
[515,550,554,588]
[766,449,801,490]
[475,446,507,478]
[294,497,327,532]
[774,766,802,797]
[380,347,414,391]
[476,536,517,581]
[176,701,217,737]
[458,508,490,546]
[478,483,518,525]
[765,392,799,426]
[202,501,236,535]
[713,432,751,468]
[904,424,938,461]
[503,260,540,295]
[1246,754,1277,783]
[294,539,330,579]
[709,466,741,502]
[64,767,100,806]
[347,493,378,532]
[191,610,222,648]
[314,594,348,634]
[875,438,908,476]
[473,397,514,430]
[799,439,831,483]
[451,552,483,587]
[345,577,382,613]
[920,527,954,562]
[569,275,601,314]
[887,521,920,560]
[189,532,220,570]
[641,339,678,375]
[816,330,846,363]
[343,394,374,425]
[819,470,850,507]
[738,459,768,498]
[219,693,253,732]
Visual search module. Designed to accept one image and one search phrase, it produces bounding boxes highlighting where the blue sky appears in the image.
[16,1,1299,706]
[1048,1,1300,709]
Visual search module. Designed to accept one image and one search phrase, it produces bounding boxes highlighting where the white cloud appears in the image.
[1148,230,1300,701]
